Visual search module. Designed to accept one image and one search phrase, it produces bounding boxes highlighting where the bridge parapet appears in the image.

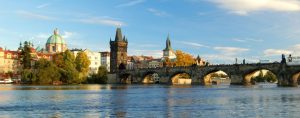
[115,63,300,86]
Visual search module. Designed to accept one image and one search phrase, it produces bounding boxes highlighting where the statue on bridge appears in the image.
[281,54,286,64]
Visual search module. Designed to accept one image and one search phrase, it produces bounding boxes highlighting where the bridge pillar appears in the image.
[230,74,244,85]
[191,77,201,85]
[158,76,170,84]
[277,73,297,87]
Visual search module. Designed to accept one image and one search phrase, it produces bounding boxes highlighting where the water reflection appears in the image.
[0,85,300,117]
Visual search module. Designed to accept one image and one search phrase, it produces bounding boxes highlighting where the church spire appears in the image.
[115,27,123,41]
[165,34,172,50]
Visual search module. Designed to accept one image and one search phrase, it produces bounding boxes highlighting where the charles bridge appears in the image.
[116,61,300,87]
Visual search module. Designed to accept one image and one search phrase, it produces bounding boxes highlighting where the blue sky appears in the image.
[1,0,300,64]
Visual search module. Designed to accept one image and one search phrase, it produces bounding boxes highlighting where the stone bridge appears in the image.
[116,63,300,86]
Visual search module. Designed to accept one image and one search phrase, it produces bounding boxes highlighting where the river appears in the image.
[0,84,300,117]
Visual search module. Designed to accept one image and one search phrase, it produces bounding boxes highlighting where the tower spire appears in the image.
[115,28,123,41]
[165,34,172,50]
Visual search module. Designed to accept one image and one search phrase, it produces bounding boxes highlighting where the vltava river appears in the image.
[0,84,300,117]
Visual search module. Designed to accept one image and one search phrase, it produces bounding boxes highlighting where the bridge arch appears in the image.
[290,70,300,86]
[243,68,278,85]
[202,70,231,85]
[141,71,160,84]
[170,71,192,85]
[119,73,132,84]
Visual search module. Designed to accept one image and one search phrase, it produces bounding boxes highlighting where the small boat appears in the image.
[0,78,14,84]
[257,82,277,88]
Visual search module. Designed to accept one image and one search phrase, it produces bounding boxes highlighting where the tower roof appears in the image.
[115,28,123,41]
[164,34,172,51]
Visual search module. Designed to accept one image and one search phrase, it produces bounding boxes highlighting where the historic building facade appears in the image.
[163,35,176,60]
[46,29,67,53]
[110,28,128,73]
[100,51,110,72]
[0,42,52,80]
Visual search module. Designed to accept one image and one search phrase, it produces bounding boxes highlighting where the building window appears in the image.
[52,46,56,52]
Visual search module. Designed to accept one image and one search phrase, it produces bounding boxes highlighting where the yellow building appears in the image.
[0,47,21,78]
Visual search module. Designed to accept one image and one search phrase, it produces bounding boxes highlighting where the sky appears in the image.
[0,0,300,64]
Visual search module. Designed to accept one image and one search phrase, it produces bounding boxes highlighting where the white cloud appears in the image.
[147,8,170,17]
[116,0,146,7]
[202,54,258,64]
[213,46,249,55]
[36,3,50,9]
[16,10,57,21]
[263,49,292,56]
[232,38,264,42]
[179,41,209,48]
[129,49,162,58]
[62,31,75,39]
[210,0,300,15]
[79,17,126,27]
[263,44,300,57]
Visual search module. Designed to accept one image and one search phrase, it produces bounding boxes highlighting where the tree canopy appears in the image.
[174,50,195,67]
[75,51,91,83]
[20,41,32,69]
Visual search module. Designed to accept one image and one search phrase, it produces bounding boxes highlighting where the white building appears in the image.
[72,49,101,74]
[100,52,110,72]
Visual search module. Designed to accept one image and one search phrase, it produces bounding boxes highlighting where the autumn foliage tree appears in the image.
[174,50,195,67]
[75,51,91,83]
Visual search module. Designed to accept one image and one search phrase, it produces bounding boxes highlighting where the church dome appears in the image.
[46,29,65,45]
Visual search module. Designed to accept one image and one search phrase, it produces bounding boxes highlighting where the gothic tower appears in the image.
[110,28,128,73]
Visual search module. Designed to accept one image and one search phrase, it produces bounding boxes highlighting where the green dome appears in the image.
[46,29,65,45]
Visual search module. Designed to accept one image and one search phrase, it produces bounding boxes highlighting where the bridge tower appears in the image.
[110,27,128,73]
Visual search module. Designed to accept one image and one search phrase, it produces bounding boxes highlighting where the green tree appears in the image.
[34,59,61,84]
[89,66,108,84]
[75,51,91,83]
[20,41,32,69]
[54,50,79,84]
[53,53,64,68]
[21,69,35,84]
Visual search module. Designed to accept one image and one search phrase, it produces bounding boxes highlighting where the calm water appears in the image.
[0,84,300,118]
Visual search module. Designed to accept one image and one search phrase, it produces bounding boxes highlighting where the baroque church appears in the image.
[45,29,67,53]
[110,28,128,73]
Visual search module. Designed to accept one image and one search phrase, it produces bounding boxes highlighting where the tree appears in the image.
[75,51,91,83]
[164,57,173,67]
[174,50,195,67]
[21,69,35,84]
[89,66,108,84]
[54,50,79,84]
[20,41,32,69]
[34,59,60,84]
[53,53,64,68]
